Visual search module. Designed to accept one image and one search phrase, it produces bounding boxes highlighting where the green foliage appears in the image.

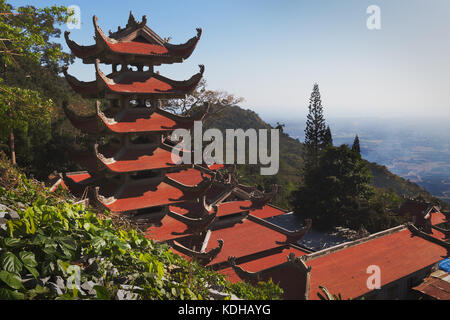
[204,105,305,209]
[0,81,53,143]
[304,83,327,168]
[229,280,283,300]
[0,1,71,68]
[0,1,73,167]
[317,286,344,300]
[323,126,333,148]
[0,156,282,300]
[352,135,360,154]
[291,145,374,231]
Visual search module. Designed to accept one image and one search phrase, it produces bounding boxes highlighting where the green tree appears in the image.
[304,83,327,168]
[0,1,71,164]
[323,125,333,148]
[291,145,374,231]
[352,134,361,155]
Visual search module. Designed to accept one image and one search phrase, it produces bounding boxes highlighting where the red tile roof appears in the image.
[215,201,252,217]
[206,219,287,265]
[251,204,286,219]
[100,109,192,133]
[96,66,203,98]
[97,179,208,213]
[222,246,309,283]
[66,172,91,183]
[432,212,448,226]
[166,168,210,186]
[306,228,448,300]
[63,102,198,135]
[65,15,200,64]
[145,215,191,242]
[64,66,203,99]
[97,146,181,173]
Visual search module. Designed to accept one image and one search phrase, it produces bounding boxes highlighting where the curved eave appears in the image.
[63,67,100,99]
[164,28,202,61]
[128,206,169,223]
[241,184,280,211]
[168,207,217,229]
[95,174,214,214]
[171,238,223,265]
[227,253,311,284]
[64,31,102,61]
[61,171,104,197]
[62,102,99,134]
[95,60,203,98]
[155,102,210,124]
[96,105,198,134]
[94,143,188,173]
[93,15,201,64]
[65,148,100,173]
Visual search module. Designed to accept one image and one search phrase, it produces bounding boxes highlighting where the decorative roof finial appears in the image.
[127,11,137,28]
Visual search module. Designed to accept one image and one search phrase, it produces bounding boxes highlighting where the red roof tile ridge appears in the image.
[264,203,289,214]
[227,250,311,285]
[302,224,408,262]
[210,245,290,270]
[171,238,223,266]
[407,223,450,250]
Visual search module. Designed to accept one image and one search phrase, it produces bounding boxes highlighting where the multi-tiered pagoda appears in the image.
[56,12,314,300]
[61,13,216,219]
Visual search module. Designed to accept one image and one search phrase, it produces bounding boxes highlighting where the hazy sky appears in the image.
[9,0,450,120]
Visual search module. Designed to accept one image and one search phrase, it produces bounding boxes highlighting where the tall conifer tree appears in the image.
[304,83,327,167]
[323,126,333,148]
[352,134,361,155]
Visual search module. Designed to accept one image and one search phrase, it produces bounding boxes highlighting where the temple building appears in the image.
[52,12,449,300]
[54,12,314,300]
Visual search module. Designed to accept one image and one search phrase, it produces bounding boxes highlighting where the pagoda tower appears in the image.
[58,13,314,299]
[61,12,217,223]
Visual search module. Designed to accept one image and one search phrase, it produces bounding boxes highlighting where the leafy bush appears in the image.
[0,157,282,300]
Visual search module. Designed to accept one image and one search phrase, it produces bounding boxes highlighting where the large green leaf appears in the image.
[19,251,38,268]
[0,287,25,300]
[93,285,111,300]
[56,236,77,251]
[24,265,39,279]
[91,237,106,251]
[0,252,23,274]
[3,238,23,248]
[0,270,24,290]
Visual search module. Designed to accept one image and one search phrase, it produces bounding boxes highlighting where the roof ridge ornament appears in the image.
[128,206,169,225]
[241,184,279,211]
[172,239,224,265]
[126,11,147,29]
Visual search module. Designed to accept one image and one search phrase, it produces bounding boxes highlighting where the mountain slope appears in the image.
[204,105,445,209]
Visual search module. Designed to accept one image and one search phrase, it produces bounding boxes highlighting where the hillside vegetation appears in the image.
[205,105,446,211]
[0,154,281,300]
